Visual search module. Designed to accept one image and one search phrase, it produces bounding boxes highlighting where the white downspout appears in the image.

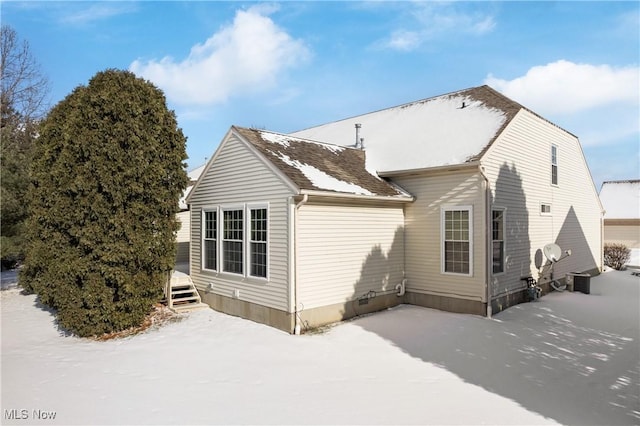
[600,209,606,272]
[291,194,308,335]
[480,166,492,319]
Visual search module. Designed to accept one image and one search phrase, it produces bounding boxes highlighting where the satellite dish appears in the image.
[543,243,562,263]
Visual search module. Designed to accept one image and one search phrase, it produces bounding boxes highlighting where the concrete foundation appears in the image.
[198,270,602,334]
[199,289,403,334]
[199,291,295,333]
[491,289,527,315]
[404,291,486,316]
[298,292,402,330]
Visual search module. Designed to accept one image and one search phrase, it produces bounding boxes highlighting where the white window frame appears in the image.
[441,205,473,276]
[492,208,505,275]
[248,203,269,280]
[201,208,218,272]
[221,205,245,276]
[201,203,269,281]
[551,144,558,186]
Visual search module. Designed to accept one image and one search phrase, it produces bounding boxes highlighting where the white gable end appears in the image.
[600,181,640,219]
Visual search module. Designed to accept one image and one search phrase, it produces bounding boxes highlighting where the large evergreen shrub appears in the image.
[20,70,188,337]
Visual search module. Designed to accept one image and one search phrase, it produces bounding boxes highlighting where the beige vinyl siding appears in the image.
[604,222,640,249]
[176,211,190,242]
[296,203,405,310]
[175,210,190,263]
[392,170,487,302]
[189,134,295,312]
[482,109,602,297]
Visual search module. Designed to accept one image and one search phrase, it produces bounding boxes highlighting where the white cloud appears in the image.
[485,60,640,147]
[60,3,138,25]
[130,5,310,106]
[485,60,639,115]
[379,3,495,51]
[387,30,422,52]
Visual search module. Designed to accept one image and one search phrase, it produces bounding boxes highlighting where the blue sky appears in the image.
[3,1,639,188]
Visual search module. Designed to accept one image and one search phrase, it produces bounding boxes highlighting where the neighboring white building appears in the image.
[187,85,603,333]
[175,165,205,265]
[599,180,640,267]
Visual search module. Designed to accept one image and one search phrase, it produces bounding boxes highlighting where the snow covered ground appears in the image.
[1,270,638,425]
[0,269,18,291]
[628,248,640,268]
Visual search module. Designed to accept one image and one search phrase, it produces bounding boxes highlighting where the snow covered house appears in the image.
[599,180,640,267]
[186,85,603,333]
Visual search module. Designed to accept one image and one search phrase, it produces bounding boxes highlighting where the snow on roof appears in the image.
[188,164,205,182]
[599,180,640,219]
[179,164,206,209]
[259,131,345,154]
[179,185,193,210]
[291,85,522,174]
[274,152,373,196]
[234,127,410,198]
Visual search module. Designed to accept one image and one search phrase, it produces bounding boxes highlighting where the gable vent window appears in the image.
[551,145,558,185]
[541,203,552,215]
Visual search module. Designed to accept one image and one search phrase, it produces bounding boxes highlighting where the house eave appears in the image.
[299,189,414,203]
[378,161,481,178]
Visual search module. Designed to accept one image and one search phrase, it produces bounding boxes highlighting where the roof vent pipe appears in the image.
[359,137,365,150]
[355,123,362,148]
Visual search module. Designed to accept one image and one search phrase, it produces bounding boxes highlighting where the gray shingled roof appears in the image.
[234,126,410,198]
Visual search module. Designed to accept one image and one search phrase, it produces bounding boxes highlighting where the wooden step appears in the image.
[171,302,209,313]
[172,295,200,302]
[167,271,206,313]
[171,288,199,296]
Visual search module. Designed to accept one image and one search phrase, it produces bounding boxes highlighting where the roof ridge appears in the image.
[291,85,491,134]
[233,125,360,152]
[291,85,578,140]
[602,179,640,184]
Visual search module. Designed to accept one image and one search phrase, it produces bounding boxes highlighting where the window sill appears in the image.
[441,271,473,277]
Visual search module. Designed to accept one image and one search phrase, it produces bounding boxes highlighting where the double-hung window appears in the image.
[222,209,244,274]
[250,207,268,278]
[203,210,217,271]
[492,209,505,274]
[551,145,558,185]
[442,207,472,275]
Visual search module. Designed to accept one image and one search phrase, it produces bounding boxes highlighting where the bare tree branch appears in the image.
[1,25,50,123]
